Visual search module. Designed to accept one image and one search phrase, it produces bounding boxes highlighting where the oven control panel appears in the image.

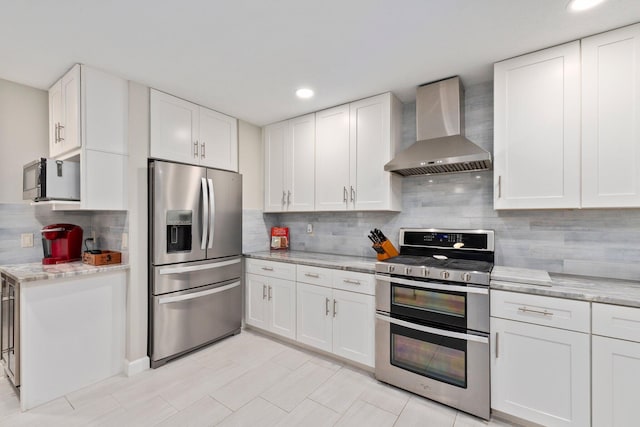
[400,229,494,251]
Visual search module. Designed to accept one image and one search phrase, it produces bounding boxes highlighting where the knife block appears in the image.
[375,240,399,261]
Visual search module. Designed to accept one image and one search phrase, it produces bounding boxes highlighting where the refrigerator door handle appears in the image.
[158,281,241,304]
[158,258,241,275]
[201,177,209,250]
[207,178,215,249]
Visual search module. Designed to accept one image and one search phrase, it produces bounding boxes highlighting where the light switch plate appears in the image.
[306,224,313,233]
[21,233,34,248]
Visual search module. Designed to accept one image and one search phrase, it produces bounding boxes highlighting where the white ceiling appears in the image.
[1,0,640,126]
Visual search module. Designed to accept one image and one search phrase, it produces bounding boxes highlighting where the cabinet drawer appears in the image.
[296,265,332,287]
[332,270,374,296]
[593,303,640,342]
[491,290,590,333]
[245,259,295,281]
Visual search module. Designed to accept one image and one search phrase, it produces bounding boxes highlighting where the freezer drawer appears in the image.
[151,278,241,365]
[152,257,241,295]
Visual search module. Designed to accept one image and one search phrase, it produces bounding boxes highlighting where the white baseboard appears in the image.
[124,356,150,376]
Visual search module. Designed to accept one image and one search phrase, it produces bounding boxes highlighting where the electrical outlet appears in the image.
[306,223,313,234]
[91,231,97,241]
[121,232,128,249]
[21,233,34,248]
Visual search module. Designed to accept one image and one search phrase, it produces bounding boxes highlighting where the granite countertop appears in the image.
[491,266,640,308]
[0,261,129,283]
[244,251,378,274]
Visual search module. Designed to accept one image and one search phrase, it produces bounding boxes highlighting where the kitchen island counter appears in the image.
[0,261,128,283]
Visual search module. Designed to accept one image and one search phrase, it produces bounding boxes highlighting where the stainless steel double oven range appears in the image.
[375,228,494,420]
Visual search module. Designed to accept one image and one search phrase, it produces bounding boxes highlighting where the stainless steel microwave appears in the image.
[22,158,80,201]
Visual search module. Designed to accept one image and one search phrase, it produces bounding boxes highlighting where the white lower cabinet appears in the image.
[245,273,296,340]
[592,302,640,427]
[296,282,334,353]
[490,290,590,426]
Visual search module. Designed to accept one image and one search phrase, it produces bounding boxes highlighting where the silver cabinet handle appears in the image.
[325,297,330,316]
[201,142,206,159]
[343,186,348,202]
[200,177,209,250]
[287,190,291,205]
[268,285,273,301]
[194,141,199,158]
[262,284,267,300]
[58,123,64,141]
[518,306,553,316]
[305,273,319,278]
[333,299,337,317]
[261,266,274,271]
[282,190,286,206]
[495,332,499,358]
[498,175,502,198]
[343,279,361,285]
[54,123,59,143]
[207,178,215,249]
[350,186,355,202]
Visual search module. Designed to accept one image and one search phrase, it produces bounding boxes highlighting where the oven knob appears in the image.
[462,272,472,282]
[422,268,429,277]
[440,271,450,280]
[389,265,395,273]
[405,267,412,275]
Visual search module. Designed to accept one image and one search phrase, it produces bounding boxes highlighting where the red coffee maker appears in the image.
[40,224,83,265]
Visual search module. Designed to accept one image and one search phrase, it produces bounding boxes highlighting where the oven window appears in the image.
[393,286,465,318]
[391,323,467,388]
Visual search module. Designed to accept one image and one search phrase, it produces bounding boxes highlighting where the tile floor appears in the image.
[0,330,515,426]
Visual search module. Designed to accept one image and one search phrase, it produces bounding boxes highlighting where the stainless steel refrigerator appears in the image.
[148,160,242,368]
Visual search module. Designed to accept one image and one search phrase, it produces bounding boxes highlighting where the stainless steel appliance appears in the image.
[23,157,80,201]
[149,160,242,368]
[1,273,19,388]
[375,228,494,420]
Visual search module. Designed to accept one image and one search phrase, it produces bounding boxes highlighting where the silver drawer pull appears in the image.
[343,279,361,285]
[305,273,320,278]
[325,298,330,316]
[518,306,553,316]
[261,266,274,271]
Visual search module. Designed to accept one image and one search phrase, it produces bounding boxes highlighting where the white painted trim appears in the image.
[124,356,150,376]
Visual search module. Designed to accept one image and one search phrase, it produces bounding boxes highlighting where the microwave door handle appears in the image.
[207,178,214,249]
[376,314,489,344]
[201,177,209,250]
[375,275,488,295]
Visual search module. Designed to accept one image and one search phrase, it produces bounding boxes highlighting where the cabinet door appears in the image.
[350,94,392,210]
[592,335,640,427]
[199,107,238,172]
[332,289,374,367]
[263,121,287,212]
[59,65,81,156]
[287,114,315,211]
[296,282,332,352]
[268,277,296,339]
[494,42,581,209]
[245,273,269,330]
[48,81,63,157]
[315,104,350,211]
[491,317,590,427]
[582,24,640,207]
[150,89,199,165]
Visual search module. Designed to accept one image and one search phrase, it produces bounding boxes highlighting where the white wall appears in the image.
[239,120,263,209]
[0,78,48,203]
[125,81,150,369]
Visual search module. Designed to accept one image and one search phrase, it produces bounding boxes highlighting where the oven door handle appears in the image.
[376,313,489,344]
[375,275,489,295]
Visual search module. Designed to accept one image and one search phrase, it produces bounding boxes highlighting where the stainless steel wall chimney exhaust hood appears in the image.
[385,76,491,176]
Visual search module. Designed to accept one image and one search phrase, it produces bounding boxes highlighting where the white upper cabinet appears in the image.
[315,93,401,212]
[263,113,315,212]
[582,23,640,208]
[315,104,351,211]
[49,64,81,158]
[150,89,238,172]
[494,41,581,209]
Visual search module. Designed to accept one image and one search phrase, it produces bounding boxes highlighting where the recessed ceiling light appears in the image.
[296,88,314,99]
[567,0,606,12]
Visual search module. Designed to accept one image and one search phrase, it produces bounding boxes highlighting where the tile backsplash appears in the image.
[0,203,128,265]
[253,82,640,281]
